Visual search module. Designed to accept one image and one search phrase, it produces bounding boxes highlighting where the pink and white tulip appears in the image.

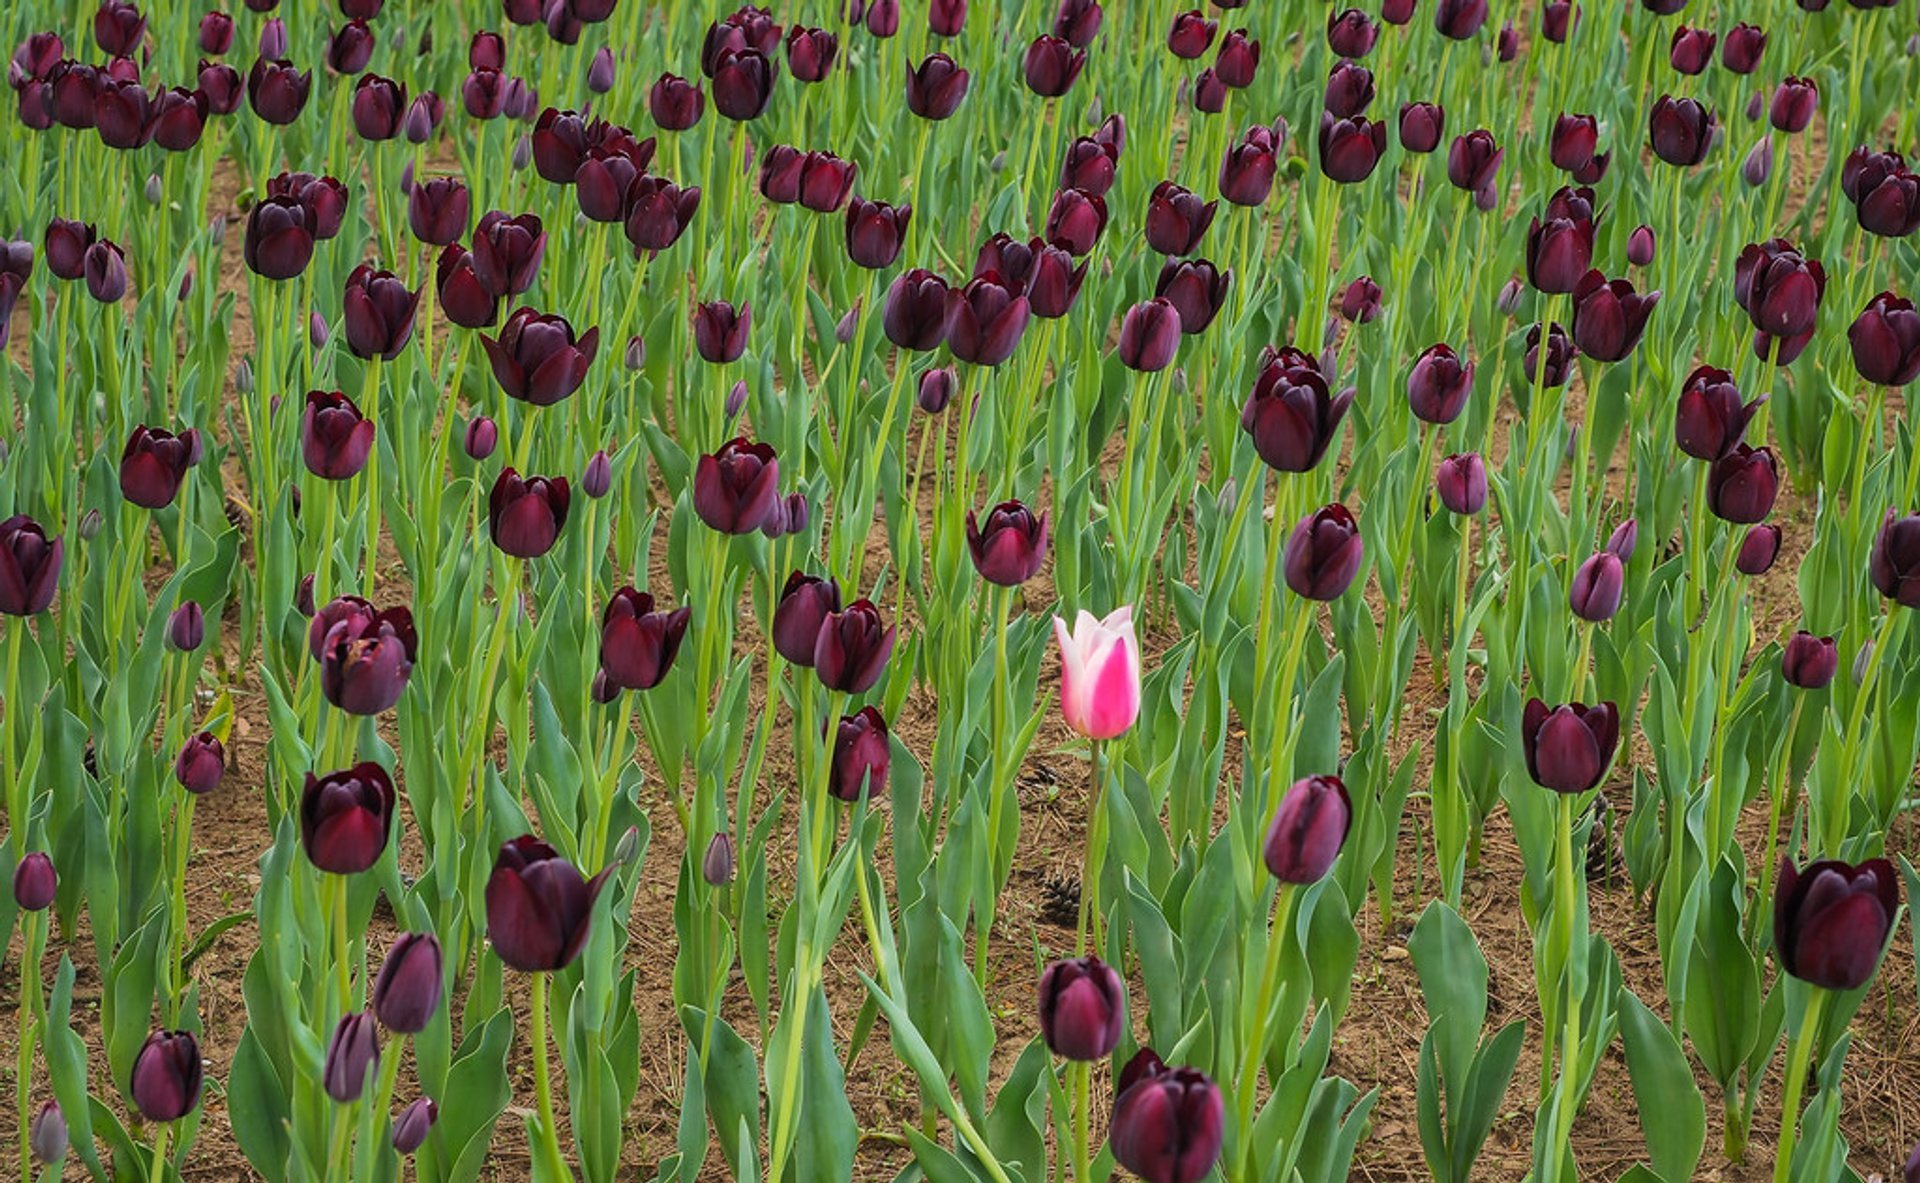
[1052,606,1141,739]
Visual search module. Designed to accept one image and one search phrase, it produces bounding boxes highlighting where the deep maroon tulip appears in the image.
[1774,858,1900,990]
[917,366,956,413]
[462,67,507,118]
[1674,366,1762,459]
[773,572,839,665]
[302,390,375,479]
[1324,60,1374,119]
[865,0,899,36]
[1241,347,1352,472]
[46,62,101,130]
[435,246,497,328]
[845,198,910,269]
[1434,0,1488,37]
[815,599,895,694]
[905,52,969,120]
[1626,225,1656,268]
[1318,112,1387,182]
[1521,699,1619,793]
[243,196,315,280]
[167,600,205,652]
[580,449,613,500]
[1155,259,1230,335]
[1643,0,1685,11]
[1648,95,1716,166]
[464,416,498,461]
[1735,238,1825,354]
[711,48,774,120]
[1327,8,1378,56]
[1668,25,1715,74]
[12,32,64,82]
[883,269,950,350]
[1609,518,1639,560]
[486,469,570,557]
[759,144,804,203]
[301,762,396,873]
[1570,270,1658,361]
[470,210,545,298]
[150,87,209,152]
[1168,10,1216,57]
[785,26,837,82]
[1284,503,1364,600]
[693,300,750,363]
[469,29,505,69]
[197,61,243,114]
[568,0,616,23]
[975,233,1038,290]
[317,603,415,713]
[1407,343,1473,424]
[966,500,1049,586]
[947,274,1031,366]
[391,1098,436,1154]
[1850,292,1920,386]
[528,108,593,183]
[1214,29,1259,87]
[1022,35,1084,96]
[342,264,420,361]
[797,152,856,213]
[82,239,126,303]
[1872,510,1920,607]
[120,426,198,508]
[1144,181,1216,256]
[574,134,655,222]
[650,72,704,130]
[1550,113,1599,172]
[308,595,373,659]
[247,56,311,123]
[1038,956,1125,1061]
[1060,135,1118,196]
[1052,0,1102,46]
[408,176,469,246]
[1525,321,1574,387]
[1706,444,1779,523]
[1569,550,1624,621]
[1770,77,1817,133]
[1263,774,1351,883]
[1045,187,1107,255]
[13,852,56,911]
[265,173,346,242]
[486,835,613,972]
[503,0,541,24]
[326,19,374,74]
[373,933,442,1033]
[1783,632,1838,689]
[342,0,384,18]
[1191,70,1226,114]
[1398,101,1445,153]
[1736,524,1781,575]
[131,1032,202,1123]
[1846,152,1920,238]
[91,78,152,149]
[323,1012,380,1103]
[0,516,62,617]
[827,706,890,800]
[1542,0,1580,37]
[1219,128,1278,206]
[622,175,700,252]
[94,1,147,56]
[694,438,779,533]
[1025,243,1086,319]
[930,0,966,36]
[1436,452,1488,515]
[1720,22,1765,72]
[1110,1051,1225,1183]
[1526,204,1596,294]
[599,587,689,691]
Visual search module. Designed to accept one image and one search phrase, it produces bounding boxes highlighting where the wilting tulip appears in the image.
[1324,61,1374,120]
[482,307,599,406]
[341,264,420,361]
[1022,34,1084,96]
[1053,606,1140,739]
[435,245,497,328]
[815,599,895,694]
[1168,11,1217,58]
[131,1031,202,1122]
[599,587,689,691]
[1407,343,1474,424]
[1436,453,1488,515]
[243,196,315,280]
[1038,956,1126,1060]
[247,56,311,123]
[487,469,570,557]
[372,933,443,1033]
[485,835,612,972]
[1263,775,1351,884]
[1736,524,1782,575]
[1118,298,1182,372]
[1850,292,1920,386]
[785,26,836,82]
[966,500,1049,585]
[1570,270,1659,361]
[1156,259,1230,334]
[1783,632,1839,690]
[694,437,779,533]
[905,53,969,120]
[845,198,910,269]
[1773,857,1900,990]
[622,175,701,253]
[1446,129,1502,194]
[323,1012,380,1103]
[1434,0,1489,38]
[0,515,62,617]
[1110,1050,1225,1183]
[1871,511,1920,607]
[1648,94,1715,166]
[1241,347,1352,472]
[12,851,56,911]
[120,425,199,509]
[1524,322,1574,387]
[1706,444,1779,523]
[828,707,890,800]
[82,240,126,303]
[773,572,839,665]
[1045,187,1107,256]
[1284,504,1364,600]
[407,176,469,246]
[301,762,396,873]
[471,210,545,297]
[317,600,416,714]
[1318,112,1387,182]
[693,300,750,363]
[392,1098,437,1154]
[1770,77,1817,133]
[1674,366,1762,460]
[946,273,1030,366]
[1399,101,1445,153]
[1569,551,1624,621]
[1521,699,1619,793]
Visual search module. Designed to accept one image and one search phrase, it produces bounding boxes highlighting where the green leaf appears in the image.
[227,1028,292,1183]
[682,1006,761,1182]
[1619,990,1705,1183]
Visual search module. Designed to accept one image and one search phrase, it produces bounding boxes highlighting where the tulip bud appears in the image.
[1770,77,1817,133]
[598,586,689,691]
[392,1098,437,1154]
[1600,520,1637,564]
[1407,343,1474,424]
[1117,298,1182,372]
[1706,444,1779,524]
[324,1011,381,1103]
[966,501,1050,586]
[828,707,891,801]
[1038,956,1126,1060]
[373,933,444,1033]
[175,731,225,795]
[1569,551,1624,622]
[1496,277,1524,316]
[1284,504,1364,601]
[1435,453,1488,515]
[1736,524,1781,575]
[1521,699,1620,793]
[259,17,288,58]
[1782,631,1838,690]
[1773,857,1899,990]
[917,366,956,413]
[1741,138,1773,187]
[12,851,56,911]
[1338,276,1382,324]
[294,573,316,618]
[1110,1051,1225,1183]
[302,762,398,871]
[581,450,612,499]
[1263,775,1351,883]
[131,1031,203,1122]
[29,1102,66,1164]
[463,416,499,462]
[1870,510,1920,607]
[702,832,737,885]
[166,600,205,652]
[1524,321,1574,386]
[1626,225,1656,267]
[586,46,616,94]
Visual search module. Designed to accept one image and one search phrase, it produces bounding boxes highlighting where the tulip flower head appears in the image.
[316,599,417,714]
[815,599,896,694]
[1263,775,1352,884]
[131,1030,203,1123]
[0,515,63,616]
[1038,956,1126,1060]
[324,1012,381,1103]
[28,1102,65,1165]
[1774,857,1899,990]
[121,425,200,509]
[1052,605,1141,739]
[175,732,225,794]
[485,834,613,972]
[1240,346,1352,473]
[1407,343,1474,424]
[1674,366,1763,460]
[373,932,444,1033]
[1521,698,1619,794]
[1435,453,1489,515]
[301,762,397,874]
[12,851,56,911]
[829,706,891,800]
[392,1098,438,1155]
[1849,291,1920,386]
[966,500,1050,586]
[694,437,780,533]
[1110,1049,1225,1183]
[1706,443,1780,524]
[599,587,690,691]
[1782,631,1839,690]
[487,469,571,557]
[1736,524,1782,575]
[1284,503,1365,601]
[905,52,969,119]
[1871,510,1920,607]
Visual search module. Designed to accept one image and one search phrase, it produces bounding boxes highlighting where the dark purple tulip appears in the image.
[1774,857,1900,990]
[785,26,836,82]
[930,0,966,36]
[1053,0,1102,46]
[581,450,612,500]
[650,72,705,130]
[1022,35,1084,96]
[1110,1051,1225,1183]
[131,1032,202,1123]
[1436,452,1488,515]
[1263,774,1351,883]
[373,933,443,1033]
[694,437,778,534]
[1674,366,1762,460]
[946,274,1031,366]
[1241,347,1352,472]
[1570,270,1658,361]
[845,198,910,269]
[317,603,415,714]
[167,599,205,652]
[12,851,56,911]
[392,1099,437,1154]
[301,762,396,873]
[46,62,101,130]
[1327,8,1379,56]
[1218,128,1278,206]
[1736,524,1781,575]
[917,366,956,413]
[1770,77,1817,133]
[28,1102,64,1165]
[1850,292,1920,386]
[120,425,198,509]
[342,0,384,18]
[1406,344,1473,424]
[326,19,374,74]
[1398,101,1445,153]
[568,0,616,22]
[0,515,61,617]
[1434,0,1489,38]
[711,48,774,120]
[1784,632,1839,689]
[435,245,498,328]
[815,599,895,694]
[82,239,126,303]
[599,587,689,691]
[1569,550,1624,621]
[759,144,804,204]
[1626,225,1656,267]
[1735,238,1824,345]
[197,61,243,114]
[1038,956,1125,1060]
[1156,259,1230,335]
[1872,510,1920,607]
[1144,181,1216,256]
[1045,187,1107,256]
[1214,29,1259,87]
[1168,11,1216,58]
[797,152,856,213]
[529,108,592,184]
[462,67,507,118]
[1318,112,1387,182]
[865,0,900,36]
[342,264,420,361]
[622,175,700,253]
[243,196,314,280]
[1526,209,1595,295]
[702,833,736,886]
[175,731,225,795]
[408,176,470,246]
[773,572,839,665]
[1706,444,1779,524]
[503,0,541,23]
[1192,70,1227,114]
[1521,699,1620,793]
[1025,243,1086,319]
[94,1,147,56]
[302,390,376,480]
[12,32,63,81]
[1721,22,1766,73]
[1284,503,1364,600]
[1846,152,1920,238]
[464,416,498,461]
[89,78,151,149]
[1382,0,1416,24]
[883,269,950,350]
[1549,113,1599,172]
[828,706,890,800]
[967,500,1049,586]
[693,300,750,363]
[1648,94,1716,166]
[905,53,969,120]
[1668,25,1715,74]
[1525,321,1574,387]
[1324,60,1374,119]
[247,56,311,123]
[575,135,655,223]
[471,210,545,298]
[150,87,209,152]
[323,1012,380,1102]
[1061,135,1118,197]
[486,835,613,972]
[487,469,570,557]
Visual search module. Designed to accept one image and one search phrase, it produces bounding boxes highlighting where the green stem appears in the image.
[1546,794,1583,1183]
[976,585,1015,990]
[1753,698,1807,947]
[1069,1059,1092,1183]
[1233,883,1298,1177]
[360,358,383,598]
[1075,739,1108,957]
[332,872,352,1012]
[530,971,571,1179]
[1830,608,1903,851]
[1772,989,1830,1183]
[149,1121,172,1183]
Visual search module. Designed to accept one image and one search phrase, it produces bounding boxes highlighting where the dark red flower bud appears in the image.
[317,602,416,713]
[1435,452,1488,515]
[1397,101,1445,153]
[883,268,950,350]
[89,77,151,150]
[150,87,209,152]
[247,56,311,123]
[1144,180,1215,256]
[573,133,655,222]
[1407,343,1474,424]
[1674,365,1762,459]
[1044,187,1106,255]
[966,500,1050,585]
[1155,258,1230,334]
[1525,206,1595,295]
[785,26,836,82]
[906,52,969,120]
[1025,243,1086,319]
[1668,25,1715,74]
[1213,29,1259,87]
[1570,269,1659,361]
[487,468,570,557]
[12,851,56,911]
[947,273,1031,366]
[1624,224,1655,268]
[828,706,891,799]
[131,1032,202,1123]
[174,730,225,795]
[120,425,198,508]
[301,762,396,873]
[649,72,704,130]
[711,48,774,120]
[1117,297,1182,372]
[1735,237,1824,347]
[1240,347,1351,472]
[1110,1052,1225,1183]
[845,197,910,269]
[773,572,839,665]
[1720,22,1766,73]
[1569,550,1624,621]
[1218,130,1277,206]
[341,264,420,361]
[301,390,376,480]
[1783,631,1839,689]
[1524,321,1574,386]
[930,0,966,36]
[797,151,856,213]
[1521,698,1620,793]
[1318,112,1387,182]
[373,933,444,1033]
[1061,135,1119,196]
[243,196,315,280]
[1284,503,1364,600]
[1736,524,1781,575]
[1770,76,1817,133]
[1168,11,1216,58]
[1549,112,1599,173]
[1774,857,1899,990]
[621,174,700,253]
[1327,8,1378,56]
[464,416,498,461]
[470,210,545,297]
[0,515,63,617]
[694,437,778,534]
[1038,956,1126,1060]
[1191,69,1226,114]
[391,1097,436,1154]
[485,835,613,972]
[82,239,126,302]
[1264,774,1351,883]
[1648,94,1716,166]
[598,587,689,691]
[1846,151,1920,238]
[462,67,507,118]
[323,1011,380,1103]
[1871,510,1920,607]
[469,30,505,70]
[435,245,498,328]
[1543,2,1578,42]
[197,61,243,114]
[94,1,147,56]
[1706,443,1780,524]
[1339,275,1382,324]
[1324,60,1374,119]
[865,0,900,36]
[406,176,469,246]
[1434,0,1489,37]
[693,300,750,363]
[917,365,957,412]
[1850,292,1920,387]
[1022,34,1084,96]
[814,599,895,693]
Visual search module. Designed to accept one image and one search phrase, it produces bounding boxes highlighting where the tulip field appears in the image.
[9,0,1920,1180]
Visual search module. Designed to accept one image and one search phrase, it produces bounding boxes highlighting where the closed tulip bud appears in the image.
[966,500,1049,585]
[1668,25,1715,74]
[693,437,779,534]
[1850,292,1920,387]
[1407,343,1474,424]
[647,72,705,131]
[247,56,310,123]
[929,0,966,35]
[94,1,147,55]
[1624,225,1655,268]
[1569,550,1624,621]
[1144,181,1216,256]
[462,416,498,462]
[372,933,443,1033]
[12,851,56,911]
[1845,153,1920,239]
[1782,631,1838,689]
[1871,510,1920,607]
[1741,138,1774,188]
[1192,69,1227,114]
[710,48,774,121]
[1446,129,1502,193]
[487,469,570,557]
[599,587,689,690]
[1720,22,1765,73]
[1735,238,1824,360]
[1435,453,1488,515]
[1038,956,1126,1061]
[1264,774,1352,883]
[1770,76,1817,133]
[43,218,95,281]
[482,307,598,406]
[1168,11,1217,57]
[167,600,205,651]
[350,73,406,141]
[693,300,750,363]
[1434,0,1489,37]
[467,31,505,71]
[323,1011,381,1103]
[1284,503,1364,601]
[487,835,613,972]
[1570,269,1659,361]
[302,762,396,873]
[316,601,416,714]
[267,171,347,241]
[29,1102,66,1164]
[1521,698,1620,793]
[1526,211,1595,295]
[392,1098,437,1154]
[1319,112,1387,182]
[1549,113,1599,173]
[95,79,157,149]
[1117,298,1182,372]
[1324,60,1374,120]
[341,264,421,361]
[691,832,736,888]
[772,572,839,666]
[1051,606,1140,738]
[243,196,314,280]
[1735,524,1782,575]
[1331,275,1380,324]
[1060,136,1118,197]
[1326,7,1378,56]
[1110,1051,1225,1183]
[198,12,234,54]
[1154,259,1230,335]
[403,92,443,143]
[1674,365,1761,460]
[621,174,700,253]
[0,515,61,618]
[815,599,896,694]
[174,731,225,795]
[910,366,955,414]
[1217,131,1277,208]
[1773,857,1899,990]
[120,425,199,509]
[131,1031,202,1123]
[1023,35,1085,96]
[470,210,545,297]
[326,19,374,74]
[946,274,1031,366]
[292,573,316,618]
[828,707,890,800]
[905,53,969,120]
[408,176,469,245]
[1648,95,1716,166]
[1240,347,1352,472]
[1045,187,1107,255]
[83,240,126,303]
[1214,29,1260,87]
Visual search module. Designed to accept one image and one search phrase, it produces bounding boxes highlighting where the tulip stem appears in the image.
[1544,795,1583,1183]
[1772,988,1829,1183]
[331,872,352,1013]
[15,911,42,1183]
[977,584,1015,991]
[360,357,382,598]
[3,620,21,841]
[1075,739,1108,958]
[529,971,571,1180]
[1753,697,1807,949]
[167,794,196,1022]
[1232,883,1297,1178]
[1069,1059,1092,1183]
